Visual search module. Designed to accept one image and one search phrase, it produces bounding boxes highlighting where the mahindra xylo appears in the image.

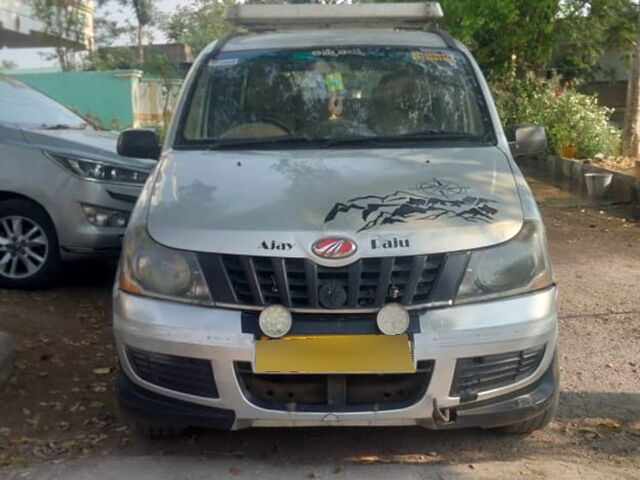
[113,2,559,437]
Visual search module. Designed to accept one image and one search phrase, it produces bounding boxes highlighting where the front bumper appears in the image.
[113,287,558,429]
[48,176,142,260]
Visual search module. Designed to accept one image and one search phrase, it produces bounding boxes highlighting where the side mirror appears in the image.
[505,124,547,158]
[117,128,161,160]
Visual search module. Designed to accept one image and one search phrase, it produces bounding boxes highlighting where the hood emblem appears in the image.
[312,237,357,259]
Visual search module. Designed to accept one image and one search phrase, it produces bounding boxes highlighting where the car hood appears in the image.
[147,147,523,260]
[20,127,156,170]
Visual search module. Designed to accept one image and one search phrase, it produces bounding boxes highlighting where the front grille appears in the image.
[127,347,219,398]
[197,252,459,311]
[235,360,434,412]
[450,345,546,397]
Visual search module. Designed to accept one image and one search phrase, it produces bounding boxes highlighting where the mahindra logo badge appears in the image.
[312,237,357,259]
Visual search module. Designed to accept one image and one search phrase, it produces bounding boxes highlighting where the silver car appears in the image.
[114,3,559,438]
[0,75,156,288]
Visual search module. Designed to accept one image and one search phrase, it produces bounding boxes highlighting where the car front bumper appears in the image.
[49,177,142,260]
[113,286,558,430]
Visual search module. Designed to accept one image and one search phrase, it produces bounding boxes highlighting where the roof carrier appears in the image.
[225,2,443,31]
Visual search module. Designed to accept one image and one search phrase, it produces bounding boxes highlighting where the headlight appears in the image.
[456,220,553,304]
[118,224,213,305]
[46,152,149,185]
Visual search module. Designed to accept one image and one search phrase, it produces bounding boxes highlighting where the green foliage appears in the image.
[84,48,181,78]
[439,0,559,78]
[551,0,637,79]
[364,0,637,81]
[85,47,139,71]
[161,0,235,55]
[0,60,16,71]
[131,0,154,26]
[492,76,621,157]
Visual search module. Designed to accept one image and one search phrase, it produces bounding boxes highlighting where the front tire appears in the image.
[0,199,61,289]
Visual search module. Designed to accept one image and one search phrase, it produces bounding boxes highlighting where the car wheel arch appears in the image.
[0,191,59,240]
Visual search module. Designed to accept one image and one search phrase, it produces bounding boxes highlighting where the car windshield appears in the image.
[179,46,494,148]
[0,75,88,130]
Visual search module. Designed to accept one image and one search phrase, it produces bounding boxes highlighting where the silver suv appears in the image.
[114,3,559,438]
[0,75,156,288]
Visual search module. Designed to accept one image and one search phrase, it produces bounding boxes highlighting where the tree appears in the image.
[161,0,235,56]
[622,7,640,157]
[439,0,559,79]
[129,0,154,63]
[31,0,93,71]
[364,0,636,81]
[0,60,17,71]
[550,0,636,79]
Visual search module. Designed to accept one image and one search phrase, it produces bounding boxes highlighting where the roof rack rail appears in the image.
[225,2,443,32]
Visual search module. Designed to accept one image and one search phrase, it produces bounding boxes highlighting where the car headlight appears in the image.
[456,220,553,304]
[46,152,149,185]
[118,224,213,305]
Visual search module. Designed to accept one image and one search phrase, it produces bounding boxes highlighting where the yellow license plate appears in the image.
[255,334,414,374]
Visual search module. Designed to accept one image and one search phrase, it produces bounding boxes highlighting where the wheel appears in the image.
[135,421,186,439]
[500,356,560,434]
[0,199,61,289]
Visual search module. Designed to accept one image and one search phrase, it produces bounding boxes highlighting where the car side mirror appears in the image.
[117,128,161,160]
[505,124,547,158]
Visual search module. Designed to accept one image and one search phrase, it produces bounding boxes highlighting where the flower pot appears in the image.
[557,145,578,158]
[584,173,613,199]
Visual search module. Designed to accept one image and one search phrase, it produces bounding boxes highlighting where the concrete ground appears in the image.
[0,177,638,480]
[0,331,13,386]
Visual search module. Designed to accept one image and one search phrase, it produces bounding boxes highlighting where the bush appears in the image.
[491,75,620,158]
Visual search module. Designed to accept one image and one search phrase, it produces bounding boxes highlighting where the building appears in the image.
[0,0,95,49]
[582,49,629,128]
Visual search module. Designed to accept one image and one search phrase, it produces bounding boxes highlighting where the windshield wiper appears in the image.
[41,123,88,130]
[322,130,484,147]
[206,135,316,149]
[200,131,485,150]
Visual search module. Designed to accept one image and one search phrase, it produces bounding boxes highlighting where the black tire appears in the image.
[134,421,186,439]
[0,199,61,289]
[500,356,560,434]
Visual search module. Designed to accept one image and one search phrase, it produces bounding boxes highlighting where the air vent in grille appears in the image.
[450,345,546,397]
[126,347,218,398]
[200,253,448,310]
[235,360,435,412]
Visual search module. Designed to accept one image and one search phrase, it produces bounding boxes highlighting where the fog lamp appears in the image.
[376,303,410,335]
[82,204,129,228]
[259,305,292,338]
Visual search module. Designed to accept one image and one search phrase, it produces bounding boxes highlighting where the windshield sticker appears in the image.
[411,51,454,63]
[209,58,239,68]
[324,178,498,232]
[324,72,344,93]
[312,48,365,57]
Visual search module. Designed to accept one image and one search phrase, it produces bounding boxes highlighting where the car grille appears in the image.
[126,347,219,398]
[196,252,465,311]
[235,360,434,412]
[450,345,546,397]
